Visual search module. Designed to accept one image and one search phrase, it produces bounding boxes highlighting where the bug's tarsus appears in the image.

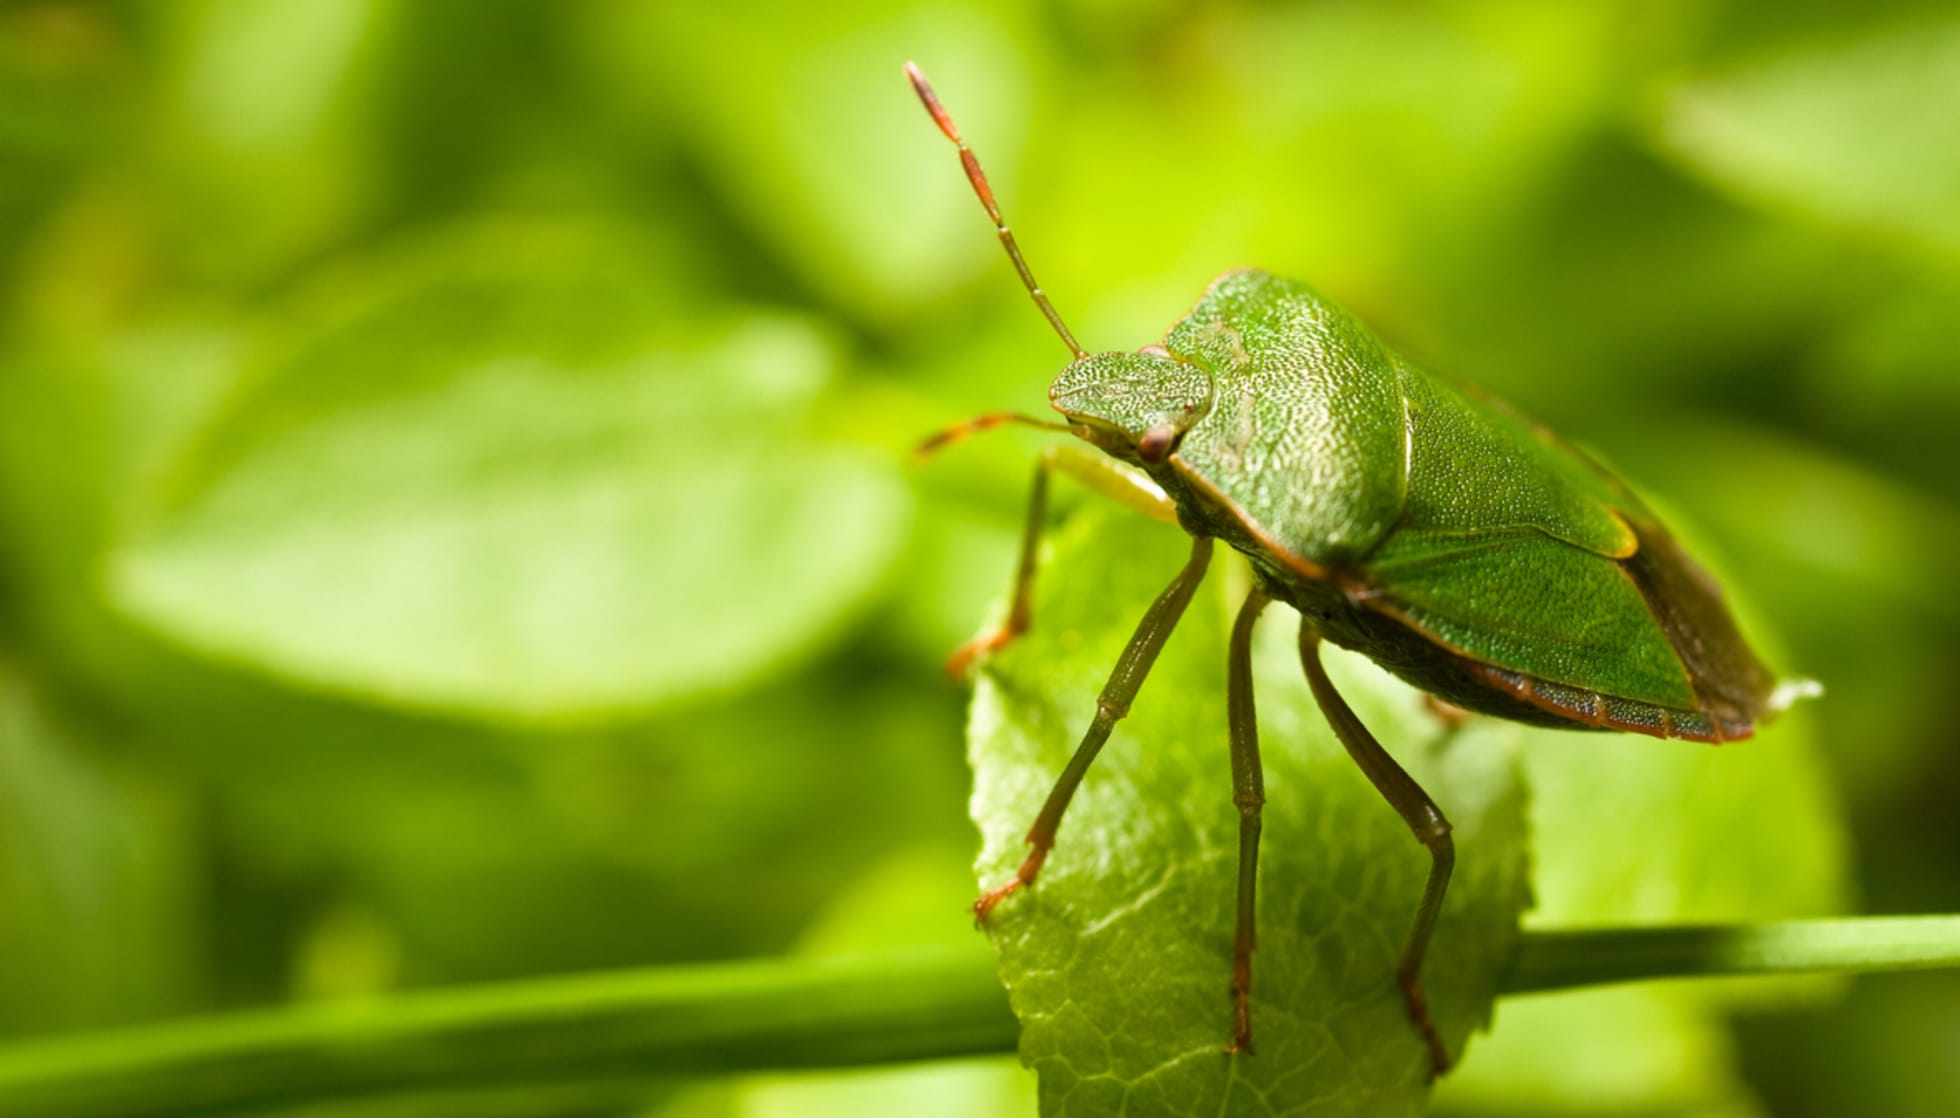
[945,629,1011,680]
[972,846,1042,924]
[904,61,1085,360]
[1300,625,1457,1078]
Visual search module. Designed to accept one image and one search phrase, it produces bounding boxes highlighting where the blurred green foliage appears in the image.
[0,1,1956,1116]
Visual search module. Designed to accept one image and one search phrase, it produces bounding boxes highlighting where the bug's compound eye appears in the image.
[1136,423,1181,464]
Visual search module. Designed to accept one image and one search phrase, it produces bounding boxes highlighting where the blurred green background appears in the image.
[2,0,1957,1115]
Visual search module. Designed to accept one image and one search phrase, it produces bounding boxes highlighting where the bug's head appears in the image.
[907,62,1214,466]
[1050,348,1213,466]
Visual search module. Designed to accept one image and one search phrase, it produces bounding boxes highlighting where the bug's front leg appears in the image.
[1225,589,1272,1053]
[946,445,1178,677]
[973,535,1213,921]
[1299,625,1457,1078]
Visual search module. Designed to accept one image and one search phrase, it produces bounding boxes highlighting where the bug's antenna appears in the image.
[905,61,1085,360]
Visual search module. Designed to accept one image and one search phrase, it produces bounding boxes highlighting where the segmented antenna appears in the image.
[905,61,1084,360]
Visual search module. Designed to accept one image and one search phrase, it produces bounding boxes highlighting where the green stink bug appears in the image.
[906,62,1814,1074]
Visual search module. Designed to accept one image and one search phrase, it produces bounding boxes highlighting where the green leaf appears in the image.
[969,507,1532,1117]
[1652,16,1960,257]
[107,223,909,722]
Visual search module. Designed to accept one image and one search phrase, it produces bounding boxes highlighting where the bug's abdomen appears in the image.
[1466,662,1756,742]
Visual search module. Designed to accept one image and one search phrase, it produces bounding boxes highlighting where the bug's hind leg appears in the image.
[946,446,1177,677]
[1225,589,1272,1052]
[1299,625,1457,1078]
[973,536,1213,921]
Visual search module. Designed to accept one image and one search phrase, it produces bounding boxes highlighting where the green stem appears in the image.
[2,917,1957,1118]
[0,946,1016,1118]
[1500,915,1960,995]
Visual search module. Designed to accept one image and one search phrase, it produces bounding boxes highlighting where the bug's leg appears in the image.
[946,445,1177,677]
[1299,626,1457,1078]
[1226,589,1272,1053]
[974,535,1213,921]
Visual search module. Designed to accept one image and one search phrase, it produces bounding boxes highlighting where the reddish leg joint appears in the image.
[973,842,1049,924]
[944,617,1025,679]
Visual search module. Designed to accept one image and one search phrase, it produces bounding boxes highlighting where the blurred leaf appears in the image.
[1607,414,1960,807]
[145,0,391,285]
[1737,970,1960,1118]
[1517,703,1846,936]
[369,2,623,225]
[722,1062,1034,1118]
[1436,987,1765,1118]
[2,286,958,996]
[106,222,909,721]
[1418,132,1855,422]
[972,508,1532,1117]
[48,643,974,1000]
[1803,275,1960,493]
[0,4,127,292]
[584,0,1039,324]
[1653,15,1960,257]
[0,663,202,1036]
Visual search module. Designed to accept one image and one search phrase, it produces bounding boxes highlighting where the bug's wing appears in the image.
[1380,356,1781,729]
[1362,527,1699,710]
[1616,520,1780,724]
[1362,522,1781,730]
[1398,368,1640,560]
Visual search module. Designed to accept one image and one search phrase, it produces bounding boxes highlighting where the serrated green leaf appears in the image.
[106,223,910,722]
[1653,16,1960,256]
[970,507,1532,1117]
